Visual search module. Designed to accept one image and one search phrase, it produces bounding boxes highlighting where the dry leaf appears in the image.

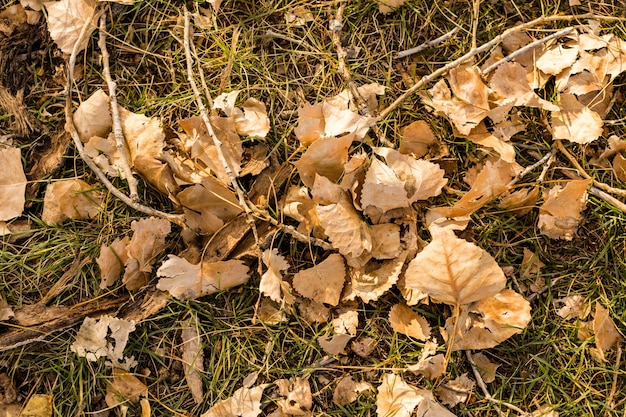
[378,0,405,14]
[346,253,407,303]
[404,226,506,306]
[277,378,312,416]
[294,133,355,187]
[285,6,314,26]
[455,122,517,163]
[260,249,290,303]
[97,237,130,289]
[0,295,14,321]
[0,146,26,221]
[105,368,148,409]
[181,320,204,404]
[123,217,171,291]
[520,248,545,281]
[591,303,623,362]
[156,255,250,300]
[435,373,474,407]
[471,352,499,383]
[370,223,402,259]
[538,179,591,240]
[319,333,352,355]
[296,299,329,324]
[351,336,377,358]
[44,0,101,54]
[407,340,445,380]
[41,179,103,224]
[333,308,359,336]
[333,376,373,406]
[201,384,268,417]
[71,315,136,369]
[376,373,422,417]
[292,254,346,306]
[257,298,288,325]
[13,394,53,417]
[551,94,603,144]
[399,120,441,158]
[389,304,431,341]
[536,43,579,76]
[498,187,539,216]
[432,158,519,218]
[361,148,446,213]
[72,89,112,142]
[234,98,270,138]
[555,295,589,320]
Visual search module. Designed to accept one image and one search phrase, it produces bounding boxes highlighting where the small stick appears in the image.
[396,27,460,59]
[98,14,139,201]
[378,13,625,120]
[482,27,574,74]
[471,0,481,51]
[65,8,185,227]
[507,148,557,188]
[466,351,530,416]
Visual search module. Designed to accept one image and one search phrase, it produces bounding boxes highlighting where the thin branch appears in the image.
[98,14,138,201]
[466,351,530,416]
[482,27,574,74]
[378,13,625,120]
[65,7,185,227]
[507,148,557,188]
[471,0,481,51]
[396,27,459,59]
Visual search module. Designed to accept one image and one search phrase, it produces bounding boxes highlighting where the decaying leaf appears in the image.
[551,94,603,144]
[435,373,474,407]
[333,375,373,406]
[351,336,378,358]
[333,307,359,336]
[105,368,148,410]
[123,217,171,291]
[156,255,250,300]
[389,303,431,341]
[0,145,27,222]
[538,179,591,240]
[292,254,346,306]
[41,179,104,224]
[44,0,101,54]
[260,249,290,303]
[590,303,623,362]
[404,226,506,306]
[297,299,329,324]
[71,315,136,369]
[319,332,352,355]
[498,187,540,216]
[471,352,499,384]
[294,133,355,187]
[346,253,407,303]
[181,320,204,404]
[399,120,444,159]
[555,295,589,320]
[276,378,312,416]
[97,237,130,289]
[407,340,445,380]
[201,384,268,417]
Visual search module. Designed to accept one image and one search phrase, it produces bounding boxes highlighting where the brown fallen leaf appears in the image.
[260,249,292,305]
[399,120,443,159]
[435,373,474,407]
[345,253,407,303]
[41,179,104,224]
[471,352,499,384]
[538,179,591,240]
[292,254,346,306]
[105,368,148,410]
[72,89,112,142]
[551,94,603,144]
[294,133,355,188]
[0,145,26,222]
[378,0,405,14]
[156,255,250,300]
[498,187,540,216]
[276,377,312,416]
[407,340,445,380]
[376,373,456,417]
[181,320,204,404]
[333,375,373,406]
[590,302,623,362]
[555,295,589,321]
[389,303,431,341]
[123,217,171,291]
[44,0,101,54]
[319,333,353,355]
[97,237,130,289]
[201,384,268,417]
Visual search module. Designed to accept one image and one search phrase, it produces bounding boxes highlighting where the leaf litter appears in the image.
[2,1,626,416]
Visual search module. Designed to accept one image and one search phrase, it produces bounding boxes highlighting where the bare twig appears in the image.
[396,27,460,59]
[65,7,185,227]
[482,27,574,74]
[471,0,481,51]
[466,351,530,416]
[98,14,138,201]
[507,148,557,188]
[378,13,626,120]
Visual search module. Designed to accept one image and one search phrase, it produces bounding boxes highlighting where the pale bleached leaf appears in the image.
[71,315,136,369]
[0,146,26,221]
[44,0,100,54]
[260,249,290,303]
[551,94,603,144]
[201,384,268,417]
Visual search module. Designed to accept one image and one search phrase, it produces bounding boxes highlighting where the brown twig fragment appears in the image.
[98,14,138,201]
[396,27,460,59]
[65,7,185,227]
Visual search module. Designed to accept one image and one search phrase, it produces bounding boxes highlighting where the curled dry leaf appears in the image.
[345,253,407,303]
[455,122,517,163]
[591,302,623,362]
[201,384,269,417]
[213,91,271,138]
[333,375,373,406]
[432,158,519,218]
[73,89,112,142]
[407,340,445,380]
[44,0,101,54]
[498,187,539,216]
[156,255,250,300]
[123,217,171,291]
[0,145,26,222]
[441,289,531,351]
[294,133,355,188]
[389,304,431,341]
[404,226,506,306]
[551,94,603,144]
[71,315,136,369]
[260,248,290,303]
[435,373,475,407]
[471,352,499,383]
[97,237,130,289]
[276,377,312,416]
[538,179,591,240]
[181,320,204,404]
[292,254,346,306]
[41,179,104,224]
[333,308,359,336]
